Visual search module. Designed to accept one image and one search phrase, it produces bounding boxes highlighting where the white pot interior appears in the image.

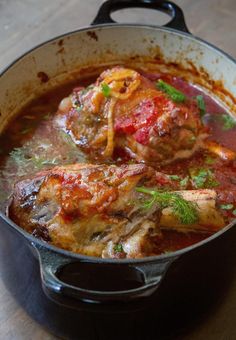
[1,25,236,132]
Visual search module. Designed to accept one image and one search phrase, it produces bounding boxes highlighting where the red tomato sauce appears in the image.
[1,69,236,255]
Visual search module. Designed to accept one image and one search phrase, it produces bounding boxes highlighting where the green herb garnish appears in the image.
[9,147,59,169]
[196,95,206,117]
[168,175,181,181]
[157,80,186,103]
[180,176,189,188]
[189,168,219,188]
[220,204,234,210]
[168,175,189,188]
[101,83,111,97]
[232,209,236,216]
[136,187,198,225]
[221,114,236,130]
[114,244,124,253]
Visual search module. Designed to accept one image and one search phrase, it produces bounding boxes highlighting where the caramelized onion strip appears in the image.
[203,140,236,161]
[103,98,117,158]
[102,68,141,100]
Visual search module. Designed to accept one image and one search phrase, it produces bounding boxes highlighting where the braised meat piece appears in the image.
[56,67,207,164]
[8,163,225,258]
[9,164,168,257]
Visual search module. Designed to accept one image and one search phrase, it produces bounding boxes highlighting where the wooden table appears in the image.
[0,1,236,339]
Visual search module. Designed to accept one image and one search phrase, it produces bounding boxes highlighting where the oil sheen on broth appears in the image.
[1,68,236,256]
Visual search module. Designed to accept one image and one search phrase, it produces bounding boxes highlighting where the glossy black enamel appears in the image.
[91,0,190,33]
[1,0,236,325]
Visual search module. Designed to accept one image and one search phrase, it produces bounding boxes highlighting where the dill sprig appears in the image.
[221,114,236,130]
[136,187,198,225]
[9,147,60,171]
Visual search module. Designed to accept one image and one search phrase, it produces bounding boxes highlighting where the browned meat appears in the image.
[56,66,206,164]
[160,189,225,232]
[8,163,225,258]
[8,164,170,257]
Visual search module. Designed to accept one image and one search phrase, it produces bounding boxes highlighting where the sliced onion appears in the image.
[203,140,236,161]
[103,98,117,158]
[101,68,141,100]
[58,97,72,113]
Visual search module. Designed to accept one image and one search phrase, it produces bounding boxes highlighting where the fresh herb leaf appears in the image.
[220,204,234,210]
[180,176,189,188]
[101,83,111,97]
[9,147,59,170]
[168,174,189,188]
[232,209,236,216]
[196,95,206,117]
[221,114,236,130]
[9,148,26,165]
[136,187,198,225]
[189,168,219,188]
[156,80,186,103]
[40,158,59,166]
[114,244,124,253]
[168,175,180,181]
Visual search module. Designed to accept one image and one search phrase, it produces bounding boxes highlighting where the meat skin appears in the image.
[8,163,225,258]
[56,66,206,164]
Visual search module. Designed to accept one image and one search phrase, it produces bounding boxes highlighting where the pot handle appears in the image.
[33,244,176,303]
[91,0,190,33]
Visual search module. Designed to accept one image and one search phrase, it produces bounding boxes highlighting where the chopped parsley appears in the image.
[113,243,124,253]
[136,187,198,225]
[233,209,236,216]
[189,168,219,189]
[220,204,234,210]
[221,114,236,130]
[156,80,186,103]
[196,95,206,117]
[101,83,111,97]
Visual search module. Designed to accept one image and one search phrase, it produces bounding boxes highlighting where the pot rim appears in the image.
[1,22,236,265]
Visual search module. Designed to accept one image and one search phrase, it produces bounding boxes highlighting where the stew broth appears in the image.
[2,68,236,256]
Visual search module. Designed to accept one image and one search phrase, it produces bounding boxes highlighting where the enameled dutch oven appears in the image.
[1,0,236,306]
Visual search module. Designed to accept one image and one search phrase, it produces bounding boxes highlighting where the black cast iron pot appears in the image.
[0,0,236,313]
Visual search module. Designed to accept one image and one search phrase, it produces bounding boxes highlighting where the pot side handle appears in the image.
[91,0,190,33]
[33,244,177,304]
